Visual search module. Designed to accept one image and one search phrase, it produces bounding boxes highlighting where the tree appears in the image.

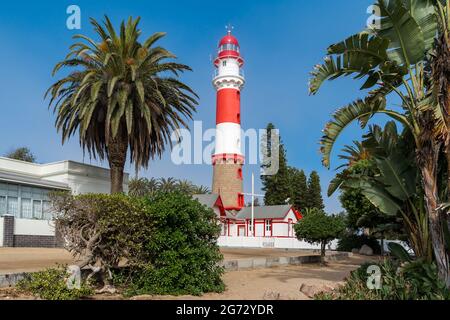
[5,147,36,163]
[309,0,449,285]
[294,208,345,263]
[306,171,324,211]
[288,167,308,211]
[261,123,291,205]
[46,16,198,194]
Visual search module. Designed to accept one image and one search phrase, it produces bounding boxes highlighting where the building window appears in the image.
[237,168,243,180]
[222,60,227,67]
[265,219,272,232]
[33,200,43,219]
[21,198,32,219]
[0,182,54,220]
[7,197,19,217]
[43,201,52,220]
[0,196,6,215]
[223,221,228,236]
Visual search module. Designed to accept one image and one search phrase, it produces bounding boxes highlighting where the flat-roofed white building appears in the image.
[0,157,128,247]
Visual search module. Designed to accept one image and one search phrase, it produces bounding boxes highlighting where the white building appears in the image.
[0,157,128,247]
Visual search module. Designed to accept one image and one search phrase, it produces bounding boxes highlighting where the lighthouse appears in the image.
[212,28,245,211]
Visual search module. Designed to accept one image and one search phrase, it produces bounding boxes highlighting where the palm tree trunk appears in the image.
[107,130,128,194]
[420,150,449,286]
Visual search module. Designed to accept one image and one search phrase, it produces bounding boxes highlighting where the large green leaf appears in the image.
[343,176,403,215]
[402,0,438,51]
[388,242,413,261]
[309,32,389,94]
[320,97,389,168]
[375,152,417,200]
[376,0,426,66]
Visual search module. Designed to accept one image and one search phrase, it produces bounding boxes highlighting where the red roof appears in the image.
[219,34,239,47]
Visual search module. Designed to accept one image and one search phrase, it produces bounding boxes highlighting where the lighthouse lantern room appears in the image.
[212,28,245,211]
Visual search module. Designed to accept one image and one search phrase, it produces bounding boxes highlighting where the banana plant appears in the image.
[330,122,432,261]
[309,0,449,285]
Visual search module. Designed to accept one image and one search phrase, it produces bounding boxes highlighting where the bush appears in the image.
[315,259,450,300]
[337,233,381,254]
[114,192,225,296]
[294,208,345,261]
[17,266,93,300]
[52,192,151,285]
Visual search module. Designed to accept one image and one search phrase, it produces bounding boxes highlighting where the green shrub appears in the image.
[114,192,225,296]
[294,208,345,261]
[315,259,450,300]
[337,233,381,254]
[17,266,93,300]
[52,193,151,285]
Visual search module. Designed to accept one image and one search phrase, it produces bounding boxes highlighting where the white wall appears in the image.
[218,236,338,250]
[0,217,3,246]
[14,218,55,236]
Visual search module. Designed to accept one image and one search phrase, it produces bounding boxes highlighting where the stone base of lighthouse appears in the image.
[212,157,244,210]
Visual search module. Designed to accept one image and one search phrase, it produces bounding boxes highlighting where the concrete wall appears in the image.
[0,217,59,248]
[0,217,3,247]
[14,218,55,236]
[218,236,338,250]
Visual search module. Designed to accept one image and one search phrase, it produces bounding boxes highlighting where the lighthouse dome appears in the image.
[219,34,239,47]
[218,34,240,54]
[216,33,243,66]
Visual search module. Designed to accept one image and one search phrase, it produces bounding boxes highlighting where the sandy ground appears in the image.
[0,247,319,274]
[129,255,379,300]
[0,255,378,300]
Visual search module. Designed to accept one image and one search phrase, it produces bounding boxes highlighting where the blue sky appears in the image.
[0,0,376,212]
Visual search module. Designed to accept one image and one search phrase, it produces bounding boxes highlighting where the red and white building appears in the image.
[193,194,302,239]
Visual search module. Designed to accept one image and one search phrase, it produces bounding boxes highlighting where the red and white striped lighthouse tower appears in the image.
[212,28,245,211]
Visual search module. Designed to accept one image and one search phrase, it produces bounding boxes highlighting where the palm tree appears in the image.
[128,177,158,197]
[337,141,371,169]
[176,179,195,194]
[191,185,211,195]
[157,177,177,193]
[46,16,198,193]
[309,0,449,284]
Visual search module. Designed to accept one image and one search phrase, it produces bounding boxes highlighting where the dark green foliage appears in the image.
[114,192,225,296]
[340,188,379,230]
[5,147,36,162]
[305,171,324,210]
[288,167,308,211]
[261,123,292,205]
[337,234,381,254]
[17,266,93,300]
[294,208,345,260]
[315,260,450,300]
